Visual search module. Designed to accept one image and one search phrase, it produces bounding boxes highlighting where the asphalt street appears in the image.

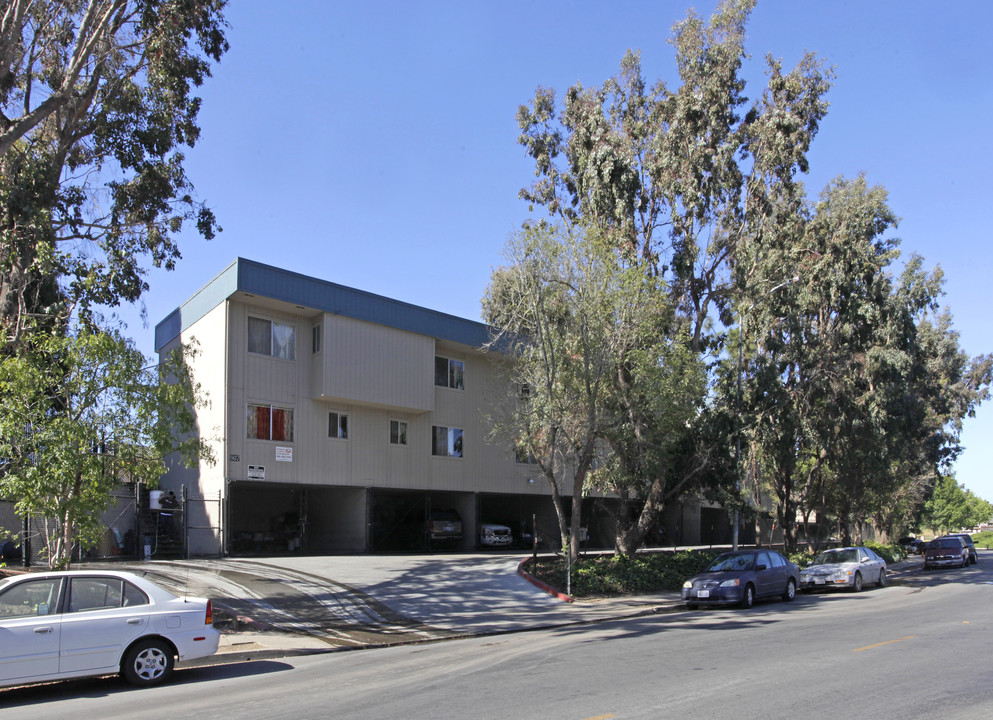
[5,552,991,720]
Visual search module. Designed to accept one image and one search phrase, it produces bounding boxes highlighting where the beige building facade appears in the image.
[157,258,742,556]
[156,258,565,555]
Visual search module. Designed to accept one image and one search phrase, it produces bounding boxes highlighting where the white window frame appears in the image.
[248,316,296,360]
[328,411,349,440]
[432,425,463,458]
[390,419,408,446]
[434,355,464,390]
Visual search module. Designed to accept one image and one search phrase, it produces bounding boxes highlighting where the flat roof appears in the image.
[155,258,494,352]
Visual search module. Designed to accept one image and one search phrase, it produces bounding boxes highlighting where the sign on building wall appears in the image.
[275,447,293,462]
[248,465,265,480]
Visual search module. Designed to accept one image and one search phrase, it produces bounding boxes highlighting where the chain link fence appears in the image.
[0,484,224,567]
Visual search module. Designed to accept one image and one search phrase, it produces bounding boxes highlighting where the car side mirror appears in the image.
[755,564,767,571]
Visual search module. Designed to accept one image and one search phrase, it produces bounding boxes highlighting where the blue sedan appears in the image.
[682,549,800,609]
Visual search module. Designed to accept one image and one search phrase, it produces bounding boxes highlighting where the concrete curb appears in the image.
[517,556,574,603]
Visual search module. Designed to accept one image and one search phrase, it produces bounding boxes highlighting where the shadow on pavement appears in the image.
[0,660,296,707]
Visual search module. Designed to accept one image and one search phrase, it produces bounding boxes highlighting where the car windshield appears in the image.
[933,539,961,549]
[813,549,858,565]
[706,553,755,572]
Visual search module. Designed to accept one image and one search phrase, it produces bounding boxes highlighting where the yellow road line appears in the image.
[583,715,616,720]
[853,635,915,652]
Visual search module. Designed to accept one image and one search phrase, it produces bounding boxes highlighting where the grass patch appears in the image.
[971,530,993,549]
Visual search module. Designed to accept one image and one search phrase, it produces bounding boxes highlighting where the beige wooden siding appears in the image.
[160,301,229,551]
[225,301,313,484]
[314,314,434,412]
[173,298,549,497]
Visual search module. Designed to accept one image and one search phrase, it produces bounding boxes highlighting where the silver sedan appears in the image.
[799,546,887,593]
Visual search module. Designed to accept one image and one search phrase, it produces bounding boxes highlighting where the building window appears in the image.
[312,324,321,354]
[390,420,407,446]
[248,317,296,360]
[432,426,463,458]
[329,411,349,440]
[434,356,464,390]
[248,404,294,442]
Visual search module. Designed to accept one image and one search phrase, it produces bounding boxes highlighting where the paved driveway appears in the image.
[92,553,669,647]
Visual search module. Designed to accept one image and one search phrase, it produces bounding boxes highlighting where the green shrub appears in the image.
[525,537,929,598]
[862,541,903,564]
[525,549,721,597]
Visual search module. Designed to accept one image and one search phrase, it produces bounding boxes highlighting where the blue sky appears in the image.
[121,0,993,502]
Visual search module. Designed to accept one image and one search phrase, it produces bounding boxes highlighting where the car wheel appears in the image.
[877,569,886,588]
[121,639,174,687]
[740,583,755,609]
[852,571,863,592]
[782,578,796,602]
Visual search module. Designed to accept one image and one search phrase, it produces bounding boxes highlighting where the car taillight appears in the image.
[205,599,213,625]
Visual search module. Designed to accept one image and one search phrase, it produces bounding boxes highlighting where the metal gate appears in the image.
[183,488,223,557]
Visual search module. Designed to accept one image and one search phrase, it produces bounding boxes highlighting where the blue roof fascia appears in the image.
[155,258,495,352]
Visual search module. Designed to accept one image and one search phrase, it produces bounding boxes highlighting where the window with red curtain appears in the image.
[272,407,293,441]
[248,404,293,441]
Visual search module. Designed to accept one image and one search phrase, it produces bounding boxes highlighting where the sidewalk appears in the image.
[188,589,681,668]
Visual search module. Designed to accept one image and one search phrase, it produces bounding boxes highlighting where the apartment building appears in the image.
[155,258,563,555]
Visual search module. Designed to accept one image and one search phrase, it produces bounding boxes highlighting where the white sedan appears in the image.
[799,546,887,593]
[479,523,514,547]
[0,569,219,689]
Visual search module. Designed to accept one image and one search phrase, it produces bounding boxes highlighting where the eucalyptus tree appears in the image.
[484,222,710,558]
[517,0,832,354]
[582,241,709,555]
[738,177,991,548]
[483,223,614,562]
[874,259,993,536]
[514,0,835,550]
[0,327,213,568]
[731,174,904,550]
[0,0,228,345]
[512,0,989,548]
